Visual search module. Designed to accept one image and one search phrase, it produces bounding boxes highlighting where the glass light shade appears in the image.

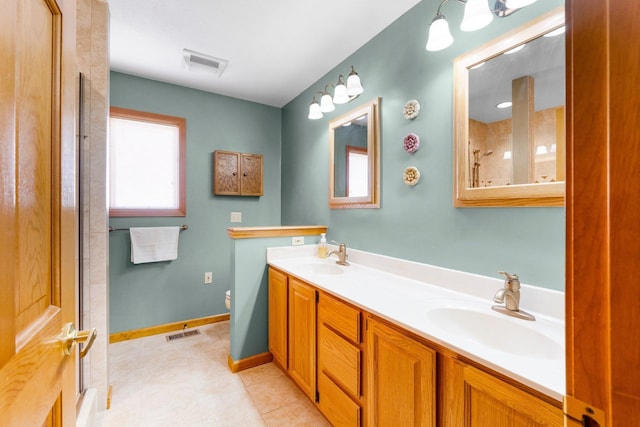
[320,93,335,113]
[333,82,349,104]
[346,69,364,96]
[505,0,538,8]
[426,15,454,52]
[460,0,493,32]
[536,145,548,155]
[308,100,323,120]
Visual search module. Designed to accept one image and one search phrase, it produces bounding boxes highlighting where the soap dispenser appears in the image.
[317,233,327,258]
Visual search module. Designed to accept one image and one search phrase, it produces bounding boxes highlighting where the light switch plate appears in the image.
[230,212,242,223]
[292,236,304,246]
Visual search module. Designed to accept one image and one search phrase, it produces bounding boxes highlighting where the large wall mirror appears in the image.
[329,97,381,209]
[453,7,565,207]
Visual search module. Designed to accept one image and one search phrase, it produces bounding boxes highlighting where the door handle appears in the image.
[60,323,97,358]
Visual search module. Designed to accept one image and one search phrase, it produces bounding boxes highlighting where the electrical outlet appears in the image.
[292,236,304,246]
[230,212,242,223]
[204,272,213,284]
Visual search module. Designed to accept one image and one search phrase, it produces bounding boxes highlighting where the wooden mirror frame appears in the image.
[453,7,565,207]
[329,97,381,209]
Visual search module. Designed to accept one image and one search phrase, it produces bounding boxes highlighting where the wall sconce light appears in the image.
[308,97,323,120]
[426,0,539,52]
[308,66,364,120]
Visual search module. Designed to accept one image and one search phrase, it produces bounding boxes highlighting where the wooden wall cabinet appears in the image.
[317,292,364,427]
[213,150,263,196]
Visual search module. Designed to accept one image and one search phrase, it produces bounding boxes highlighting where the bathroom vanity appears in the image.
[267,246,564,426]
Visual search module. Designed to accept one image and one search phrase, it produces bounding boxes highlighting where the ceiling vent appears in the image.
[183,49,228,77]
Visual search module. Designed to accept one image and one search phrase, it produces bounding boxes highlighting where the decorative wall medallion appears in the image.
[403,166,421,186]
[403,99,420,120]
[403,133,420,154]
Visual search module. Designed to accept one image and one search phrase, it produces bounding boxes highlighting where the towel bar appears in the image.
[108,224,188,232]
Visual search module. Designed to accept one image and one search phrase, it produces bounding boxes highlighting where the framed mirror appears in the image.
[329,97,381,209]
[453,7,565,207]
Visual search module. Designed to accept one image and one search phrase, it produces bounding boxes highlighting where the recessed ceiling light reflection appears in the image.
[497,101,512,109]
[504,44,526,55]
[342,122,352,127]
[470,62,485,70]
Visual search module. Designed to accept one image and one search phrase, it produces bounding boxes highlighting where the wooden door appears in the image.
[268,267,288,369]
[288,278,316,400]
[367,317,435,427]
[0,0,78,425]
[240,153,263,196]
[565,0,640,424]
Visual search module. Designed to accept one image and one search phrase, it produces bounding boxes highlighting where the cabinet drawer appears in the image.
[318,292,360,343]
[318,372,360,427]
[318,323,361,397]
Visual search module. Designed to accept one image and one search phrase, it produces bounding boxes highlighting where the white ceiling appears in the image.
[107,0,423,108]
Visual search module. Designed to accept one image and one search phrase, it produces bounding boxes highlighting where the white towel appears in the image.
[130,227,180,264]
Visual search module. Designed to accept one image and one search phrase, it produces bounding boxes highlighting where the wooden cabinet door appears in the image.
[268,268,288,369]
[288,278,316,400]
[213,150,240,195]
[458,365,563,426]
[367,318,436,427]
[240,153,263,196]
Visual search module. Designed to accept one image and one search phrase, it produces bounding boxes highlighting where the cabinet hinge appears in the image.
[316,391,320,403]
[563,395,606,426]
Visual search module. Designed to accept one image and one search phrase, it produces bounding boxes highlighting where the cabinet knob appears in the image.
[243,173,248,177]
[232,172,236,176]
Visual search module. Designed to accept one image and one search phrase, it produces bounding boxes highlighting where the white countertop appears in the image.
[267,245,565,401]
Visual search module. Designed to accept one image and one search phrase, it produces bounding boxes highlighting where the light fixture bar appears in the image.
[426,0,538,52]
[307,66,365,120]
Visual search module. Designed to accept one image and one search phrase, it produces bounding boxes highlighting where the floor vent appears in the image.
[166,329,200,342]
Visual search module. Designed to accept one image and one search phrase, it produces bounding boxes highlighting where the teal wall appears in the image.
[109,0,566,337]
[229,237,295,361]
[109,72,282,333]
[281,0,566,290]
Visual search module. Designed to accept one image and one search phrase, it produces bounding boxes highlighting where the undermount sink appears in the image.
[303,263,345,275]
[427,306,562,360]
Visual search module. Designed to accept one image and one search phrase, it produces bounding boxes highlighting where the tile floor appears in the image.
[101,321,331,427]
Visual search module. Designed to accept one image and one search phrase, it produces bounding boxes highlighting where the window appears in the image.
[346,145,368,197]
[109,107,186,217]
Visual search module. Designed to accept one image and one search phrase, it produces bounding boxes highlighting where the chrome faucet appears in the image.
[492,271,535,321]
[328,241,349,266]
